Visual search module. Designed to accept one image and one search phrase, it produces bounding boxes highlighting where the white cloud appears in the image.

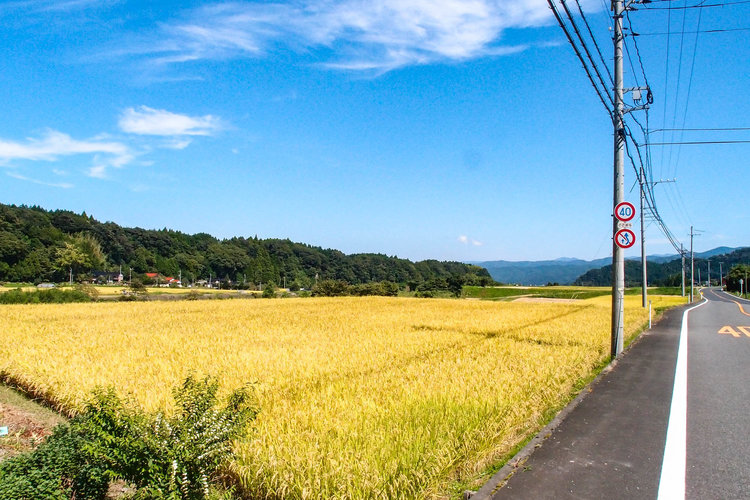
[122,0,556,73]
[87,165,108,179]
[6,171,74,189]
[0,129,135,180]
[0,129,130,164]
[163,138,193,150]
[459,235,483,246]
[119,106,221,136]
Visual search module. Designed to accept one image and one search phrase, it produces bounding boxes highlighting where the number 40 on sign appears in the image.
[614,202,636,249]
[615,201,636,222]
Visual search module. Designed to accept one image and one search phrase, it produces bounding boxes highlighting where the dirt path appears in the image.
[0,384,66,461]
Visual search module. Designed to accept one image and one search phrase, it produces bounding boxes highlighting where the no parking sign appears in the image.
[615,228,636,249]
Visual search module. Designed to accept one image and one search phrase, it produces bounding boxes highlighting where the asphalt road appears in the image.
[473,288,750,500]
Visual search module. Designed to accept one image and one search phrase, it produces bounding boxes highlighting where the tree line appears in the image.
[0,203,493,290]
[573,247,750,288]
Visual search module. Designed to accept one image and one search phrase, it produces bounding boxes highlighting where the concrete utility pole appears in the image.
[681,244,686,297]
[690,226,695,302]
[707,261,711,287]
[611,0,626,358]
[639,166,647,308]
[639,177,675,306]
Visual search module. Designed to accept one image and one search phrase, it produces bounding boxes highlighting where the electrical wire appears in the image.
[638,26,750,35]
[560,0,614,106]
[650,127,750,132]
[643,0,750,9]
[547,0,614,116]
[574,0,614,84]
[649,140,750,145]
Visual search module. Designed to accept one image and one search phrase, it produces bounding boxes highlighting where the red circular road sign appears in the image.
[614,201,636,222]
[615,228,636,249]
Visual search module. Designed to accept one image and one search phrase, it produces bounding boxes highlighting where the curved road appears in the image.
[474,288,750,499]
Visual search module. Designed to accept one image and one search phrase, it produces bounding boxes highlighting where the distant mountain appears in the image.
[574,247,749,287]
[473,258,611,286]
[646,246,738,264]
[474,246,741,286]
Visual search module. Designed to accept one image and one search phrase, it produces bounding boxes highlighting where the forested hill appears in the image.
[0,204,492,288]
[574,247,750,286]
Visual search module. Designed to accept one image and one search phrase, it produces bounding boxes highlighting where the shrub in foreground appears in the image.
[0,375,258,499]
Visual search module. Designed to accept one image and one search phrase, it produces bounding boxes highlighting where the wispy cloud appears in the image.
[0,0,114,14]
[458,234,483,246]
[0,130,130,163]
[0,129,135,180]
[116,0,554,74]
[0,104,221,181]
[6,171,74,189]
[119,106,222,136]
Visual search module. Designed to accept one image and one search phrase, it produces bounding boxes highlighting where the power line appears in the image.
[648,140,750,145]
[573,0,614,84]
[624,9,651,88]
[638,27,750,35]
[666,0,691,178]
[650,127,750,132]
[643,0,750,10]
[546,0,613,116]
[673,0,704,180]
[559,0,614,106]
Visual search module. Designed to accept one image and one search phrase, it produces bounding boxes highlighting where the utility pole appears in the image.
[719,262,723,288]
[707,261,711,287]
[611,0,626,358]
[639,165,647,308]
[638,177,675,306]
[690,226,695,302]
[681,244,686,297]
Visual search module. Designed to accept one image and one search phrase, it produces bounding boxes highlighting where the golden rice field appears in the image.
[0,295,684,498]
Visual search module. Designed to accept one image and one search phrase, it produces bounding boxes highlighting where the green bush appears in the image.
[261,283,276,298]
[0,375,258,499]
[311,279,350,297]
[0,422,109,499]
[0,287,93,304]
[349,281,399,297]
[81,375,258,499]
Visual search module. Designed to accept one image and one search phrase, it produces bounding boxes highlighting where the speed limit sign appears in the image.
[615,201,636,222]
[615,228,636,249]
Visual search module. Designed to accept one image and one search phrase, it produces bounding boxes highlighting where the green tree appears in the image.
[55,243,87,277]
[312,279,350,297]
[726,264,750,294]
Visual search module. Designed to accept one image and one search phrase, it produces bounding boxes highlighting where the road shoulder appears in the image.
[471,305,687,499]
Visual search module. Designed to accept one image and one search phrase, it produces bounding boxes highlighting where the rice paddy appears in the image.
[0,294,685,498]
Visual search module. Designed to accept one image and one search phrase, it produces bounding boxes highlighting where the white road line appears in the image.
[657,300,707,500]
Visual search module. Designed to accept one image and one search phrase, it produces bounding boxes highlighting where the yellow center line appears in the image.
[729,298,750,317]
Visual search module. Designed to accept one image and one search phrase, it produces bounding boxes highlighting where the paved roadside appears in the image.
[472,304,688,500]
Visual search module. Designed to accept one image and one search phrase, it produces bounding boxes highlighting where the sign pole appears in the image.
[611,0,626,359]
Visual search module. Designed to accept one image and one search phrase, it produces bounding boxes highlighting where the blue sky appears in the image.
[0,0,747,262]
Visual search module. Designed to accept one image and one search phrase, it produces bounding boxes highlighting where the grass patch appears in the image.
[464,285,612,300]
